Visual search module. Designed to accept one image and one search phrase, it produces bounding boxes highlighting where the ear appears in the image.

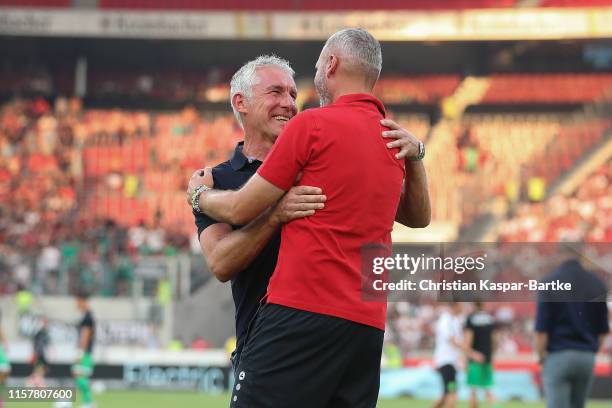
[326,55,339,78]
[232,93,249,115]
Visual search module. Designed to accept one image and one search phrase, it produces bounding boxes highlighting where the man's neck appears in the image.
[242,134,274,161]
[331,83,372,103]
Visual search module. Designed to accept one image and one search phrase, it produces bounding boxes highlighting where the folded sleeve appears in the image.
[257,111,317,191]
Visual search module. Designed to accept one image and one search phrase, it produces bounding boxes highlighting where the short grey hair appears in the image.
[322,28,382,87]
[230,54,295,127]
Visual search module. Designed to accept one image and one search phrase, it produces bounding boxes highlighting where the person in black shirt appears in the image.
[27,317,50,387]
[71,292,95,408]
[535,250,609,408]
[464,302,498,408]
[187,56,327,368]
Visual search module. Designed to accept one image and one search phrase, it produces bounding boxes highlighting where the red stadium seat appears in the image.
[483,74,612,104]
[375,75,460,104]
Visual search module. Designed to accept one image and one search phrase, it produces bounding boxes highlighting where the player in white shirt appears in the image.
[432,303,464,408]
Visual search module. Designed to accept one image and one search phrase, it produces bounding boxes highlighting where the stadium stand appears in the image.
[497,160,612,243]
[0,65,73,97]
[482,74,612,104]
[0,98,215,296]
[460,113,609,193]
[0,94,428,233]
[1,64,611,295]
[389,153,612,353]
[86,69,234,104]
[416,114,606,228]
[8,69,612,108]
[374,75,460,105]
[4,67,456,107]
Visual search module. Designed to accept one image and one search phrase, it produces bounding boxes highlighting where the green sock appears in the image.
[76,375,92,403]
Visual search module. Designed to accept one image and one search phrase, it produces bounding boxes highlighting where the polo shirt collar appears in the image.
[333,93,386,117]
[230,141,260,170]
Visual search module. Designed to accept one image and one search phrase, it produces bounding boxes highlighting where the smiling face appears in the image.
[243,66,298,142]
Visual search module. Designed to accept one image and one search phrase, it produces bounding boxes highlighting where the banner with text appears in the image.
[1,8,611,40]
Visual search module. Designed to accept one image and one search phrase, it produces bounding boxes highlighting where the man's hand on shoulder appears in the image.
[380,118,422,160]
[187,167,214,206]
[269,186,326,226]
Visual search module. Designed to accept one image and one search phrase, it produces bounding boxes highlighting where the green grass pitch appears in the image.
[5,391,612,408]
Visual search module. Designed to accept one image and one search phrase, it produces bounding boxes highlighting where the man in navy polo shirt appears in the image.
[189,55,327,368]
[535,246,609,408]
[190,28,431,407]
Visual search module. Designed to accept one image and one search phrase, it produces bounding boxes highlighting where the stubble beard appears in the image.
[315,74,332,107]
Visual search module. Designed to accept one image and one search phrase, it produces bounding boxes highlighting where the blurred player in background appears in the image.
[189,27,430,407]
[0,312,10,408]
[27,316,50,387]
[464,302,498,408]
[432,303,464,408]
[535,247,609,408]
[72,292,96,408]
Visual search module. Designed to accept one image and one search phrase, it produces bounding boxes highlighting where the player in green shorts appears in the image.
[0,346,9,374]
[467,360,494,388]
[72,292,96,408]
[464,302,498,408]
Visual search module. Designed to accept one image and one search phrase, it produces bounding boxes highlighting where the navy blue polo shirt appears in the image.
[535,259,609,353]
[193,142,280,355]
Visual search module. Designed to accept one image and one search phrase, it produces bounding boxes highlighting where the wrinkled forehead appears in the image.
[253,66,296,92]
